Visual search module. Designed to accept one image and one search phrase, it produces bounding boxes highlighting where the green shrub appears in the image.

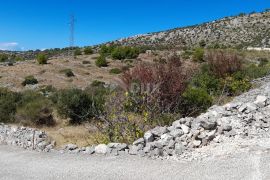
[99,45,116,55]
[60,69,75,77]
[182,87,213,116]
[0,88,21,123]
[111,46,140,60]
[84,47,94,55]
[95,56,108,67]
[109,68,122,74]
[54,89,97,124]
[191,65,221,95]
[15,56,24,62]
[0,54,8,62]
[223,77,252,96]
[16,91,55,126]
[22,76,38,86]
[74,49,82,56]
[37,53,48,64]
[192,48,204,62]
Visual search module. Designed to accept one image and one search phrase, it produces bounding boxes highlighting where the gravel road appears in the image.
[1,145,270,180]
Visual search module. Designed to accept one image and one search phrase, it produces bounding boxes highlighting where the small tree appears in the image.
[37,53,48,64]
[84,47,94,55]
[95,56,108,67]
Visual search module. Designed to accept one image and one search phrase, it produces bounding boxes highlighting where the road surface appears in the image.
[0,145,270,180]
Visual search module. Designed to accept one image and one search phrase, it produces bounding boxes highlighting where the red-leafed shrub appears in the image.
[206,50,242,78]
[120,54,194,113]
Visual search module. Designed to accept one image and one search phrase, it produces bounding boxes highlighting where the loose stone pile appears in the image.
[0,124,55,152]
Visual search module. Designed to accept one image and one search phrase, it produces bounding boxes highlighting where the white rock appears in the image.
[181,124,190,134]
[193,140,202,147]
[254,95,267,107]
[144,131,154,143]
[95,144,108,154]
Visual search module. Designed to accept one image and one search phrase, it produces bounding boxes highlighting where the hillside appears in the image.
[114,11,270,49]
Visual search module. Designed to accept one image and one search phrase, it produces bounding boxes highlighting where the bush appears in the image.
[191,71,221,95]
[206,50,242,78]
[111,46,140,60]
[37,53,48,64]
[22,76,38,86]
[109,68,122,74]
[60,69,75,77]
[16,91,55,126]
[223,76,252,96]
[121,55,192,114]
[192,48,204,62]
[84,47,94,55]
[95,56,108,67]
[0,54,8,62]
[74,49,82,56]
[182,87,213,116]
[0,88,21,123]
[99,45,116,55]
[54,89,102,124]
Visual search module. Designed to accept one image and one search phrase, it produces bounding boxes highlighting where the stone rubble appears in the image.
[0,124,55,152]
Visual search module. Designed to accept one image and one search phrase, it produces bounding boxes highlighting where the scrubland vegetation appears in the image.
[1,46,270,146]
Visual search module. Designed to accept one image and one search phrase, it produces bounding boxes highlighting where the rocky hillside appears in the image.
[115,11,270,49]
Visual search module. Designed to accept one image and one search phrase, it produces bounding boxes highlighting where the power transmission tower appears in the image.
[69,14,76,57]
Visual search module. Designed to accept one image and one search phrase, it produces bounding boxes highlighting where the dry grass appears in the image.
[0,54,126,91]
[42,125,101,148]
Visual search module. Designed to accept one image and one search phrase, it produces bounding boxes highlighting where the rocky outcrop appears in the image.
[114,11,270,48]
[0,124,55,152]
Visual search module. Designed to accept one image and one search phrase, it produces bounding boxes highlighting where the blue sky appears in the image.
[0,0,269,51]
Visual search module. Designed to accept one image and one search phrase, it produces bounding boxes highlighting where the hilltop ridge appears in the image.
[113,11,270,49]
